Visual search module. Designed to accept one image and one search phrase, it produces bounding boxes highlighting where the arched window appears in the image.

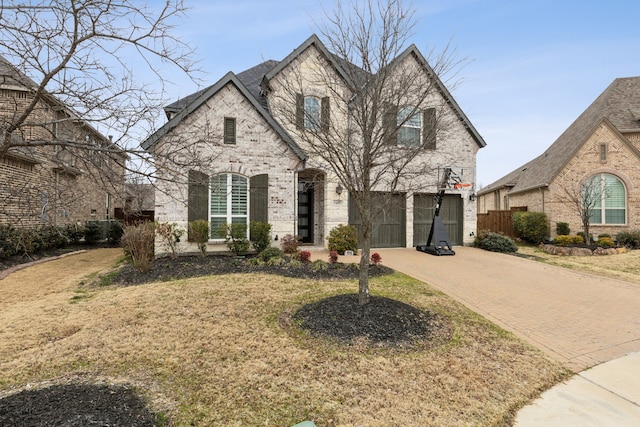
[585,173,626,225]
[210,173,248,238]
[397,106,422,147]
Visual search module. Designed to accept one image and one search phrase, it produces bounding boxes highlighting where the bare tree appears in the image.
[561,175,607,243]
[0,1,207,188]
[270,0,463,305]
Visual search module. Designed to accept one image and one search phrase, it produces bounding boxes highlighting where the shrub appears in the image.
[597,233,611,239]
[576,231,593,244]
[512,211,549,244]
[188,220,209,257]
[328,250,339,263]
[63,224,85,245]
[107,221,124,245]
[220,223,250,256]
[259,246,283,262]
[556,222,570,236]
[121,223,155,272]
[474,230,517,253]
[84,221,103,245]
[616,230,640,249]
[0,224,16,259]
[554,235,584,246]
[310,259,328,271]
[281,234,302,254]
[371,252,382,265]
[327,224,358,255]
[298,250,311,263]
[249,221,271,253]
[596,236,615,248]
[156,222,184,259]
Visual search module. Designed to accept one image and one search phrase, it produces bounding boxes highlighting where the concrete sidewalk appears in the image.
[312,246,640,425]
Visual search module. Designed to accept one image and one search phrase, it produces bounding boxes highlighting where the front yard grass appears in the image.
[0,248,568,426]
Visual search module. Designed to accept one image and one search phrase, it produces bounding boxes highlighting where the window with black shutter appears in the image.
[224,117,236,144]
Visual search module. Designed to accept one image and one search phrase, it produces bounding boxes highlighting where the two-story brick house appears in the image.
[143,35,486,254]
[477,77,640,239]
[0,55,126,227]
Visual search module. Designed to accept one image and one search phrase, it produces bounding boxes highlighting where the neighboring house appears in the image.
[114,182,156,224]
[478,77,640,239]
[0,55,126,227]
[143,35,486,255]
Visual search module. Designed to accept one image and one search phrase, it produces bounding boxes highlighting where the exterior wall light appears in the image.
[336,184,343,195]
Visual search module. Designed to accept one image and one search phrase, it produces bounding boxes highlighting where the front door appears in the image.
[297,182,314,244]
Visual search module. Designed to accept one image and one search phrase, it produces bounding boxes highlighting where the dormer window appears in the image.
[296,94,330,132]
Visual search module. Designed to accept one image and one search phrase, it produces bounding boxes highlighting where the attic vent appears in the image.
[631,109,640,121]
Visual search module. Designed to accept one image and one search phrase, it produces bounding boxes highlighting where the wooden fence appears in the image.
[477,207,527,238]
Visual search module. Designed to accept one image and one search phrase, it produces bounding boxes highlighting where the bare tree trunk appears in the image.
[358,220,371,306]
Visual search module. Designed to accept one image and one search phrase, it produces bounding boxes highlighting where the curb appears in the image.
[0,250,88,281]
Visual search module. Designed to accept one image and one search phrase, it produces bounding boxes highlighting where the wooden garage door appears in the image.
[413,194,463,246]
[348,192,406,248]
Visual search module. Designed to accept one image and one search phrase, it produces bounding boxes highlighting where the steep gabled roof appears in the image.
[479,77,640,195]
[396,45,486,149]
[141,71,306,160]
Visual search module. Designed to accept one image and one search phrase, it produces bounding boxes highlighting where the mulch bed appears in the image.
[1,249,452,426]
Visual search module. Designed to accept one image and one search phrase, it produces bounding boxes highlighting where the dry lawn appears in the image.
[516,245,640,285]
[0,249,568,426]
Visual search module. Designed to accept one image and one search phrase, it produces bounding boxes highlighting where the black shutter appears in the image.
[423,108,436,150]
[224,117,236,144]
[321,96,330,132]
[250,174,268,223]
[188,170,209,241]
[383,104,398,145]
[296,93,304,129]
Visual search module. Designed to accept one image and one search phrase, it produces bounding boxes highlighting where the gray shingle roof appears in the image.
[480,77,640,195]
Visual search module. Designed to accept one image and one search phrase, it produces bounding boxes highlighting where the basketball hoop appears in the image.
[453,182,472,190]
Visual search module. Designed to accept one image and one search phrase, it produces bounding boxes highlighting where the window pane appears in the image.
[397,106,421,147]
[231,175,247,215]
[210,217,227,239]
[605,209,625,224]
[604,175,625,208]
[304,96,320,130]
[210,174,227,215]
[589,209,602,224]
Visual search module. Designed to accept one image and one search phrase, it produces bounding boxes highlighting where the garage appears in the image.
[348,192,406,248]
[413,193,463,246]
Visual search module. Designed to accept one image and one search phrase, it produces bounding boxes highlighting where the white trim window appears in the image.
[209,173,248,238]
[586,173,626,225]
[397,106,421,147]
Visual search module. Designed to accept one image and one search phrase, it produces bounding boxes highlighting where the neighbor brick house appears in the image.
[143,35,486,255]
[0,56,126,227]
[477,77,640,239]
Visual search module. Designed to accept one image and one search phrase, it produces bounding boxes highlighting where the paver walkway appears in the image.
[342,247,640,372]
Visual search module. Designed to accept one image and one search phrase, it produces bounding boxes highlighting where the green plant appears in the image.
[556,222,570,236]
[121,223,155,272]
[249,221,271,253]
[258,246,283,262]
[512,211,549,244]
[156,222,184,259]
[474,230,517,253]
[576,231,593,244]
[188,220,210,257]
[84,221,103,245]
[327,224,358,255]
[616,230,640,249]
[280,234,302,254]
[63,224,85,244]
[596,236,615,248]
[553,235,584,246]
[220,223,250,256]
[107,221,124,245]
[597,233,611,239]
[310,259,328,271]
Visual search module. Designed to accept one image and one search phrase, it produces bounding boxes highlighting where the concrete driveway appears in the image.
[365,246,640,373]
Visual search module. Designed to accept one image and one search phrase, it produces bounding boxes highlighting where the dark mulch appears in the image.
[109,254,395,286]
[0,383,158,427]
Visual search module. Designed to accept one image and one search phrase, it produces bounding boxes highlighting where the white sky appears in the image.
[155,0,640,187]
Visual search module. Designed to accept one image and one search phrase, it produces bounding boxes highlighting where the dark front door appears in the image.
[298,183,314,243]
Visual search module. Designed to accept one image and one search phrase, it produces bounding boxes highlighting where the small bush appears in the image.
[84,221,103,245]
[597,233,611,239]
[512,211,549,244]
[156,222,184,259]
[220,223,250,256]
[249,221,272,253]
[107,221,124,245]
[596,236,615,248]
[298,250,311,263]
[554,235,584,246]
[259,246,283,262]
[266,256,285,267]
[310,259,328,271]
[188,220,210,257]
[327,224,358,255]
[328,250,339,264]
[121,223,155,272]
[556,222,570,236]
[576,231,593,244]
[474,230,517,253]
[616,230,640,249]
[371,252,382,265]
[281,234,302,254]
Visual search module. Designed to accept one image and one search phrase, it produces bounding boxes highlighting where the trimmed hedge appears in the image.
[512,211,549,244]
